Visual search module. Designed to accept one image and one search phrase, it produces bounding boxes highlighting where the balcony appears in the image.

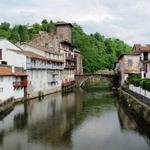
[62,81,75,87]
[51,65,64,70]
[66,55,76,62]
[65,64,76,69]
[13,80,28,88]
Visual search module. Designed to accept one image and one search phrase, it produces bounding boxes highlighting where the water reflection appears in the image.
[117,99,150,146]
[0,89,149,150]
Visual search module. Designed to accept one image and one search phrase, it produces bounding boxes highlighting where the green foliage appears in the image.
[128,75,150,91]
[140,80,148,90]
[72,24,131,72]
[0,20,131,72]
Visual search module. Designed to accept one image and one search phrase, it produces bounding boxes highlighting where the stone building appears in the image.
[115,53,140,85]
[25,22,83,85]
[133,44,150,78]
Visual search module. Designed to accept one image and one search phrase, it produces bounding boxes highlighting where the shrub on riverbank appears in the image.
[128,74,150,91]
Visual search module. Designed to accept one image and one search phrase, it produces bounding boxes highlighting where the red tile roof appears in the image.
[133,44,150,52]
[0,66,27,76]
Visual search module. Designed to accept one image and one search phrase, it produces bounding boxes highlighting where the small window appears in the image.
[0,88,3,93]
[45,43,48,48]
[128,59,133,67]
[0,77,3,82]
[0,49,2,60]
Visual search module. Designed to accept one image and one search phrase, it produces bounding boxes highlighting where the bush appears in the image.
[133,79,141,87]
[128,74,141,85]
[140,80,147,90]
[146,81,150,92]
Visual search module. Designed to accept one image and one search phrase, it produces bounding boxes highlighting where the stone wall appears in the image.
[119,88,150,124]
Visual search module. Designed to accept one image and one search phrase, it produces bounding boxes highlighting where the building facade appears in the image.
[115,53,140,85]
[133,44,150,79]
[0,22,83,102]
[0,65,27,102]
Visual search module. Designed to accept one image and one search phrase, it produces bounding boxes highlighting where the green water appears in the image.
[0,88,149,150]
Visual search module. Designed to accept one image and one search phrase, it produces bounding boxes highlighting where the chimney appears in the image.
[12,66,15,73]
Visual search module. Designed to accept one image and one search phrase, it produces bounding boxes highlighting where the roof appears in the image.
[9,49,64,63]
[22,43,62,55]
[0,66,27,76]
[56,22,73,28]
[74,49,81,54]
[8,49,49,61]
[61,40,77,48]
[118,52,140,60]
[133,44,150,52]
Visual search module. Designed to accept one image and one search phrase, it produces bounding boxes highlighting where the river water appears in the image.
[0,88,150,150]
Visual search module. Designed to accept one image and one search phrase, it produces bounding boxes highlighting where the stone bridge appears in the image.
[75,72,115,88]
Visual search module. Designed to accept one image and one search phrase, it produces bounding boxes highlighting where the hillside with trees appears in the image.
[0,19,131,73]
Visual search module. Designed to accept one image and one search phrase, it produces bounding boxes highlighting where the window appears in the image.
[128,59,133,67]
[45,43,48,48]
[0,77,3,82]
[0,88,3,93]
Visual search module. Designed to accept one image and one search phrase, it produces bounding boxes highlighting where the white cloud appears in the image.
[0,0,150,45]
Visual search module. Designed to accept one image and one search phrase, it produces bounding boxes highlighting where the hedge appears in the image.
[128,75,150,91]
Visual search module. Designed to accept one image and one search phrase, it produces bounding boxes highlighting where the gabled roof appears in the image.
[0,65,27,76]
[22,43,62,55]
[8,49,49,61]
[133,44,150,52]
[117,52,140,60]
[8,49,64,63]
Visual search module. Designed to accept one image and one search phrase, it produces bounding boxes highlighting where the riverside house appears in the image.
[115,53,140,85]
[0,22,83,103]
[133,44,150,79]
[0,65,27,102]
[23,22,83,86]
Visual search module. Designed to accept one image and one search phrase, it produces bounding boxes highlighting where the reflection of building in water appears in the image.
[0,91,84,149]
[25,91,82,148]
[117,100,150,146]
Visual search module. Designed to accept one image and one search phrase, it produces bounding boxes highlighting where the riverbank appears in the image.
[119,87,150,124]
[0,82,76,116]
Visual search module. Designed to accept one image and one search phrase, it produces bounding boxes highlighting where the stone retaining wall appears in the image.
[119,88,150,124]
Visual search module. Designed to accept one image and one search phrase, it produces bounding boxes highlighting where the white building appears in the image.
[8,49,62,98]
[20,43,64,90]
[0,39,26,69]
[0,65,27,102]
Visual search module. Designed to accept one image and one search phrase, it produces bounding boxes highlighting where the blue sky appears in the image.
[0,0,150,45]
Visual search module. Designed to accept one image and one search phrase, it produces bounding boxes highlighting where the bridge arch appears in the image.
[75,73,114,88]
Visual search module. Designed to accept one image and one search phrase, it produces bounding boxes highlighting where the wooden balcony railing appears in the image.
[66,55,76,62]
[13,80,28,88]
[65,64,76,69]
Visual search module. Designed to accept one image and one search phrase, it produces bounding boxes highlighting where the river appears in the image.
[0,88,150,150]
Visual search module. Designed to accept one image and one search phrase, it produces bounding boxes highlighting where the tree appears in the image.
[18,25,29,42]
[9,25,20,43]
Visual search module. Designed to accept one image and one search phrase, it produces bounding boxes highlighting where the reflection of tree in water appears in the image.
[117,99,150,146]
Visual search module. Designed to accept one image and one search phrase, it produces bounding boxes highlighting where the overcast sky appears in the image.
[0,0,150,45]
